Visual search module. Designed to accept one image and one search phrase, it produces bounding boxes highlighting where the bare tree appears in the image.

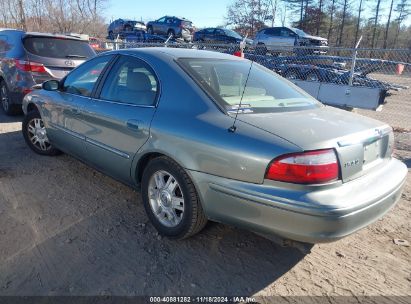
[269,0,279,26]
[316,0,324,35]
[371,0,382,48]
[226,0,275,35]
[0,0,107,36]
[327,0,336,40]
[383,0,394,48]
[337,0,349,46]
[393,0,410,47]
[354,0,364,45]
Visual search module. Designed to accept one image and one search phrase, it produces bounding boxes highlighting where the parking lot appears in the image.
[0,85,410,298]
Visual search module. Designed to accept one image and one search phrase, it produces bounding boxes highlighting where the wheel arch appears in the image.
[133,150,195,185]
[26,102,39,114]
[134,151,165,184]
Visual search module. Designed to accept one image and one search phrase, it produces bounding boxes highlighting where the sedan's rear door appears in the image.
[80,55,159,184]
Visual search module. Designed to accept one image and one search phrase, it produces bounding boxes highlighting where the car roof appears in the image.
[116,18,136,22]
[108,47,244,61]
[0,29,87,41]
[25,32,87,40]
[161,16,191,21]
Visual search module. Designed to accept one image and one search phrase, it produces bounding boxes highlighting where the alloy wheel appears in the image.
[148,170,185,227]
[27,118,51,151]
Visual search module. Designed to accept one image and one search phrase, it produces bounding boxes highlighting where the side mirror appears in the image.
[42,80,59,91]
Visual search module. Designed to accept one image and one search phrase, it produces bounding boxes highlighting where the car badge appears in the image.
[64,60,75,66]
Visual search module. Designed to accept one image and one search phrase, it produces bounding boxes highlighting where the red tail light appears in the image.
[265,149,339,184]
[14,59,47,73]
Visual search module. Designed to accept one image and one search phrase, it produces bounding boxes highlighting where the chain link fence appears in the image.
[93,39,411,130]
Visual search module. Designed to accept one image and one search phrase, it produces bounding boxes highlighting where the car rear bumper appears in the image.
[189,158,407,243]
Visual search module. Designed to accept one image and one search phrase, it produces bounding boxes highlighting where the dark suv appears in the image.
[193,28,253,44]
[107,19,146,39]
[0,29,95,115]
[146,16,194,42]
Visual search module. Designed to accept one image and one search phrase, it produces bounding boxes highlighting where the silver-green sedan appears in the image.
[22,48,407,244]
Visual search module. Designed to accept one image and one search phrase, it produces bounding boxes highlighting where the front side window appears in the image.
[62,55,113,97]
[99,55,158,106]
[178,58,319,114]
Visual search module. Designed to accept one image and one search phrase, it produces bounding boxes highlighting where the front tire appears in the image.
[141,156,207,239]
[22,110,61,156]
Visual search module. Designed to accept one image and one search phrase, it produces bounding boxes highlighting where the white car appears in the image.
[253,26,328,55]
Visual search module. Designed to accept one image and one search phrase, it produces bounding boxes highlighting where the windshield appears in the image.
[178,58,319,113]
[23,37,95,59]
[293,28,308,37]
[224,29,242,39]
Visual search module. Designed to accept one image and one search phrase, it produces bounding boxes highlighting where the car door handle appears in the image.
[126,119,141,131]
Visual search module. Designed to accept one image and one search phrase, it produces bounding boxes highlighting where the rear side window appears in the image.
[178,58,319,113]
[62,55,113,97]
[23,37,95,59]
[99,55,158,106]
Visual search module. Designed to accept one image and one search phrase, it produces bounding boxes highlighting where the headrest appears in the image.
[127,71,152,91]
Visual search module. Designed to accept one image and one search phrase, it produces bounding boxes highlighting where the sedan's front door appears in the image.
[45,54,114,158]
[80,55,159,184]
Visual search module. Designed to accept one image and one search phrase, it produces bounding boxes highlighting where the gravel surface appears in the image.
[0,94,410,298]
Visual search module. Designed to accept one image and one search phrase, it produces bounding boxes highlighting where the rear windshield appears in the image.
[178,58,319,114]
[23,37,95,59]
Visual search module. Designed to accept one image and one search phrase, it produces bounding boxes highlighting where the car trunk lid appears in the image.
[237,106,393,182]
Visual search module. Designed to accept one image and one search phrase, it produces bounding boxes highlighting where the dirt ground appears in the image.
[0,90,410,299]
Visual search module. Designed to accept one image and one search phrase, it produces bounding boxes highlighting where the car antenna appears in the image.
[228,60,253,133]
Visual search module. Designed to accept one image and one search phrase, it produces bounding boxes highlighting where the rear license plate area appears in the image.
[363,139,383,166]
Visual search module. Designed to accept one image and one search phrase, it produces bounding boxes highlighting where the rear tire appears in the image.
[141,156,207,239]
[22,110,61,156]
[1,80,20,116]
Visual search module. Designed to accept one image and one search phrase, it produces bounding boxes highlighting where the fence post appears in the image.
[349,36,363,86]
